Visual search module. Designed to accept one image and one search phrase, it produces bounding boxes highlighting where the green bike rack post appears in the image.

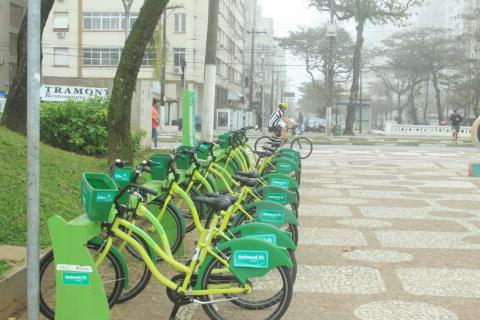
[48,214,110,320]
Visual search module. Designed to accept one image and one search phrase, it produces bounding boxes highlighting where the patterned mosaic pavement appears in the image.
[16,145,480,320]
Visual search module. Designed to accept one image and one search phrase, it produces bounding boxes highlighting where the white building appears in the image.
[0,0,26,97]
[464,0,480,60]
[41,0,252,145]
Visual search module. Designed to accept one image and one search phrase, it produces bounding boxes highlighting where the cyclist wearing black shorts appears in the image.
[267,102,296,138]
[449,108,463,142]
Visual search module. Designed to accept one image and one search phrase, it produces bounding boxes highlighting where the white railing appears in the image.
[384,121,471,137]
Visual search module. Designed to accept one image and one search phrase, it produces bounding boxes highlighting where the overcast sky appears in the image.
[256,0,325,98]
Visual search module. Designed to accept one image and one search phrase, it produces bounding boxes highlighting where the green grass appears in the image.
[0,260,10,278]
[0,126,105,247]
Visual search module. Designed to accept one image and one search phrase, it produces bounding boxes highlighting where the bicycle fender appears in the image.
[256,186,299,205]
[227,222,296,250]
[195,237,293,288]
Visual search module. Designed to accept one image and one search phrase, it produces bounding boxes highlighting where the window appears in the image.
[54,48,68,66]
[173,48,186,67]
[83,48,121,66]
[9,33,18,56]
[174,13,186,33]
[10,3,24,29]
[53,12,69,30]
[142,49,157,66]
[83,12,138,30]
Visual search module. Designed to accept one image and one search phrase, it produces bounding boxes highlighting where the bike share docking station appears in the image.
[47,173,119,319]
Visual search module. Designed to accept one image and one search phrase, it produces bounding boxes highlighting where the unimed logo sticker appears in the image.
[62,272,90,286]
[259,209,285,223]
[233,250,269,268]
[270,178,289,188]
[266,193,287,204]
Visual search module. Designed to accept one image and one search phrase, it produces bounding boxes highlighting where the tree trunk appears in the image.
[408,84,419,125]
[1,0,55,134]
[396,93,402,124]
[431,72,443,122]
[344,19,365,135]
[107,0,169,163]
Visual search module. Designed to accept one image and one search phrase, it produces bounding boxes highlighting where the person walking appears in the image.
[449,108,463,143]
[151,99,159,148]
[298,111,304,135]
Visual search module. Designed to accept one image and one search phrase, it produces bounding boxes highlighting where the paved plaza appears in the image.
[15,145,480,320]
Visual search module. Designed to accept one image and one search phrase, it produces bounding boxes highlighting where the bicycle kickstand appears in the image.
[169,303,181,320]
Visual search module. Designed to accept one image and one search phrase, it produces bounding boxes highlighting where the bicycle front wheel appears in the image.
[290,136,313,159]
[39,243,125,319]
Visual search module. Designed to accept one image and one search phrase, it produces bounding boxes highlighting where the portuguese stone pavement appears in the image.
[17,145,480,320]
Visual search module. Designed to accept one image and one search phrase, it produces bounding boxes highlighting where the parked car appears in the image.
[305,118,326,132]
[172,115,202,131]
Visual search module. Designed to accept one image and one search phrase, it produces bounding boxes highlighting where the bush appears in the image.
[40,99,108,156]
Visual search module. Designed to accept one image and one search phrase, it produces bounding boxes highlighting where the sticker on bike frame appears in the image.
[62,272,90,286]
[233,250,269,269]
[246,234,277,245]
[113,170,131,182]
[259,209,285,223]
[270,178,289,188]
[57,264,93,273]
[95,191,115,203]
[265,193,287,204]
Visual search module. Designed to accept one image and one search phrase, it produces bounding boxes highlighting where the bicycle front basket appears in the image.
[81,173,118,222]
[150,153,172,180]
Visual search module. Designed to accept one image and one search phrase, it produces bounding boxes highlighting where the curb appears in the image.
[0,263,26,319]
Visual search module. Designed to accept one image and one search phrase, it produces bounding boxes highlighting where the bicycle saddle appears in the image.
[204,192,238,204]
[232,175,257,187]
[237,170,260,179]
[193,195,235,211]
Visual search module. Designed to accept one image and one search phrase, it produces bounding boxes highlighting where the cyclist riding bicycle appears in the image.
[267,102,296,138]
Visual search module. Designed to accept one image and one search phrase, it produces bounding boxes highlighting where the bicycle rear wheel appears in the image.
[254,135,272,152]
[290,136,313,159]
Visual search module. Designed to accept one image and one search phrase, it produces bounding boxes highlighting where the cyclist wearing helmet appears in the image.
[267,102,296,138]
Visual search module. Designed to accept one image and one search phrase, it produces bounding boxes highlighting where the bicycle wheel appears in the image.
[39,243,125,320]
[200,249,293,320]
[290,136,313,159]
[254,135,272,152]
[129,200,185,260]
[115,232,153,303]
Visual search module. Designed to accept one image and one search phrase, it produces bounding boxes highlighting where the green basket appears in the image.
[175,146,195,170]
[112,167,134,205]
[197,142,213,160]
[150,153,172,181]
[217,134,231,149]
[81,173,118,222]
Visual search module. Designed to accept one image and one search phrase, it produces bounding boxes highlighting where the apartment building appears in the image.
[416,0,463,32]
[0,0,26,100]
[465,0,480,60]
[41,0,252,136]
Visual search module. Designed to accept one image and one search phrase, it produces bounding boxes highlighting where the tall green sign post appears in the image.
[182,89,197,146]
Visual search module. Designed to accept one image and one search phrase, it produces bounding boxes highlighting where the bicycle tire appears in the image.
[116,232,153,303]
[200,249,293,320]
[290,136,313,159]
[254,135,272,152]
[39,243,125,319]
